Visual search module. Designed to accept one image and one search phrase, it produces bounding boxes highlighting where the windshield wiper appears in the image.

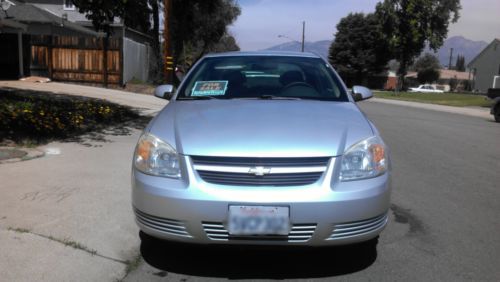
[258,95,302,100]
[177,96,218,100]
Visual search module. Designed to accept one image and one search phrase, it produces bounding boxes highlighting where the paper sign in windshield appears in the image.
[191,81,228,96]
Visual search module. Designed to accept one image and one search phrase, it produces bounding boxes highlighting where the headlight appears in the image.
[134,133,181,178]
[340,136,388,181]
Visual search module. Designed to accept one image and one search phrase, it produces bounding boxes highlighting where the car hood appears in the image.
[149,100,374,157]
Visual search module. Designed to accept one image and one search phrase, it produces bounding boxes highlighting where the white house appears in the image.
[468,38,500,92]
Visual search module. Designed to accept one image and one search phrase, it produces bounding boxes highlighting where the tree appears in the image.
[123,1,151,33]
[328,13,391,86]
[375,0,461,90]
[455,54,466,71]
[171,0,241,69]
[175,32,240,71]
[414,53,441,84]
[210,33,240,52]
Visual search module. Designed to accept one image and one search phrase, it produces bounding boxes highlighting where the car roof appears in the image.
[204,51,322,59]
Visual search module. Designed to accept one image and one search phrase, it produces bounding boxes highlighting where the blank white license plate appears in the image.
[228,206,290,235]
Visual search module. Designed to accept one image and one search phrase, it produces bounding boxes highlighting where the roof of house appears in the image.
[467,38,500,68]
[406,69,469,80]
[405,71,417,78]
[3,1,100,36]
[438,69,470,80]
[0,17,28,30]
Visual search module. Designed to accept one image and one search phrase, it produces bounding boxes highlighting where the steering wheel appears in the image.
[282,81,315,90]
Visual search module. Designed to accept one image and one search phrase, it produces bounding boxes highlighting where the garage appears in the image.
[0,18,27,80]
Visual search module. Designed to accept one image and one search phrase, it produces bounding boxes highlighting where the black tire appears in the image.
[494,104,500,122]
[139,231,163,247]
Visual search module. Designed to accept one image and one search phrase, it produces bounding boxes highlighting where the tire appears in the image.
[494,104,500,123]
[139,231,163,247]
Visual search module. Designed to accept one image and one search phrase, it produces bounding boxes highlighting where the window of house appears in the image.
[63,0,75,10]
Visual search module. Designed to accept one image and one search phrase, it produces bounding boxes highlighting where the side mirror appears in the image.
[352,86,373,102]
[154,84,174,100]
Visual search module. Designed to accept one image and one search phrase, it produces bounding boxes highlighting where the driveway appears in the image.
[1,82,499,281]
[0,81,165,281]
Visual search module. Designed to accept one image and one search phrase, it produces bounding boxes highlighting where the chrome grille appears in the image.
[197,171,323,186]
[134,208,192,238]
[328,213,388,240]
[191,156,330,186]
[191,156,330,167]
[202,222,317,242]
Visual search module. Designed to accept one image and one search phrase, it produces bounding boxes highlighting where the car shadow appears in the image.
[139,232,378,279]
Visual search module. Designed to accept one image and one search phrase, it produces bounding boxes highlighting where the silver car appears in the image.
[132,51,391,246]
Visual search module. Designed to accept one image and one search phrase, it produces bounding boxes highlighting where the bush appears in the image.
[0,88,140,143]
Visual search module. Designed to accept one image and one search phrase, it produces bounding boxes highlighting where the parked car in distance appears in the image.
[132,51,391,247]
[409,84,444,93]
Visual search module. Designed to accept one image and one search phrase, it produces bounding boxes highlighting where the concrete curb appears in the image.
[368,98,493,121]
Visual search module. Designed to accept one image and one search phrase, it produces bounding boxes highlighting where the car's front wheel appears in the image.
[494,104,500,122]
[139,230,164,248]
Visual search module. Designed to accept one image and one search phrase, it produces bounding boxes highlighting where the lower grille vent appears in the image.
[202,222,316,242]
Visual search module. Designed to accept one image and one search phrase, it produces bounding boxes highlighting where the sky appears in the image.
[229,0,500,51]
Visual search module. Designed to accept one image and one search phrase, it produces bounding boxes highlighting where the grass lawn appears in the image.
[374,91,491,107]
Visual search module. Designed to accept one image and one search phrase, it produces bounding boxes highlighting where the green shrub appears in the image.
[0,88,140,143]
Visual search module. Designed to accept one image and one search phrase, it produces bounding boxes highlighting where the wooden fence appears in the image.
[29,35,122,85]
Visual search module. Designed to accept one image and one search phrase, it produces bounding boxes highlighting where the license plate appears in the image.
[228,206,290,235]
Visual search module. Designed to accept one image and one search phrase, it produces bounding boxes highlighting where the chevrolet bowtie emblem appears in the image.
[248,166,271,176]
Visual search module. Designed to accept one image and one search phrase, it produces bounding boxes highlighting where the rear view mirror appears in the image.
[352,86,374,102]
[154,84,174,100]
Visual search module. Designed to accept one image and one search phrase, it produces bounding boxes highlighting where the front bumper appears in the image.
[132,156,391,246]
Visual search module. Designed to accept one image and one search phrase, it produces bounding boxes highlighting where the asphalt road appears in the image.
[125,101,500,281]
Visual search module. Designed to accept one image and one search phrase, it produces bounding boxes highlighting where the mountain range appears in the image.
[263,36,489,68]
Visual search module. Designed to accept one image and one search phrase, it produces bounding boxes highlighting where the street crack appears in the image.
[6,226,127,264]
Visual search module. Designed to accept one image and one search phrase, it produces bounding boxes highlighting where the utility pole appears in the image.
[448,47,454,70]
[301,21,305,52]
[163,0,174,84]
[278,21,306,52]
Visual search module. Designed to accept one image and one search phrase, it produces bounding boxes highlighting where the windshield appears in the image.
[177,56,348,101]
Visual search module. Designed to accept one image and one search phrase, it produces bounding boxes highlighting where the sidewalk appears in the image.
[0,81,165,281]
[369,97,492,120]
